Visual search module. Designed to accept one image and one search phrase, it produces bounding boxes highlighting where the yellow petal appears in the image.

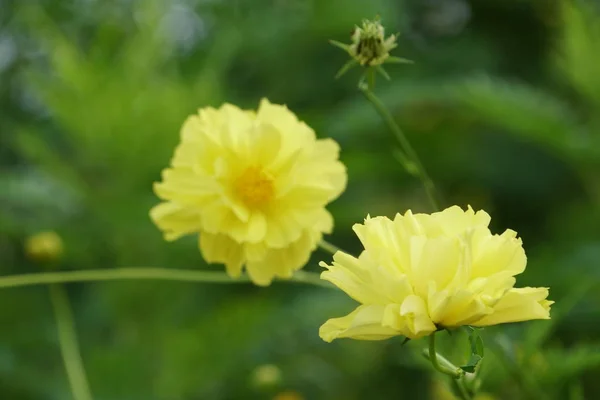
[433,205,491,236]
[246,230,317,286]
[248,122,282,168]
[263,211,303,247]
[320,252,390,304]
[471,229,526,278]
[410,236,462,297]
[198,232,244,277]
[153,168,217,203]
[472,287,552,326]
[149,202,200,241]
[319,305,400,342]
[398,294,437,338]
[245,212,267,243]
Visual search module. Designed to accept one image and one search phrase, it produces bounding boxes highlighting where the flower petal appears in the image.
[472,287,553,326]
[246,230,318,286]
[319,305,400,342]
[149,202,200,241]
[199,232,244,277]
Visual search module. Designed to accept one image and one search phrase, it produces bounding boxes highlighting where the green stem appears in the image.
[49,284,93,400]
[359,84,440,211]
[455,377,474,400]
[367,67,376,90]
[318,240,342,255]
[426,333,464,379]
[0,268,333,290]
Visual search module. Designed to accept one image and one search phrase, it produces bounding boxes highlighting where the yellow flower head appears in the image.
[25,231,64,263]
[150,99,347,286]
[319,206,553,342]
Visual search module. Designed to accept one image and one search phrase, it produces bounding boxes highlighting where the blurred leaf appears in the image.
[555,1,600,108]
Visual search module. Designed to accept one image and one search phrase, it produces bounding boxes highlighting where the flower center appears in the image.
[234,167,274,207]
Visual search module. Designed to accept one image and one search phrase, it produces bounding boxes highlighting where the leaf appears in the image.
[460,327,484,373]
[446,76,591,160]
[555,1,600,108]
[460,354,482,374]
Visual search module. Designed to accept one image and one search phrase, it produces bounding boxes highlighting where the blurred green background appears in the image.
[1,0,600,399]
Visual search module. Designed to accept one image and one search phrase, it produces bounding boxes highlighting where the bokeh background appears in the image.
[1,0,600,399]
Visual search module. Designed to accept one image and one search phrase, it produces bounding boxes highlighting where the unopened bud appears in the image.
[330,17,412,81]
[349,18,397,67]
[251,364,282,388]
[273,391,304,400]
[25,231,64,264]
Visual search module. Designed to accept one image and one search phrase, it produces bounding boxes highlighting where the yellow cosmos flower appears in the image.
[150,99,346,286]
[319,206,552,342]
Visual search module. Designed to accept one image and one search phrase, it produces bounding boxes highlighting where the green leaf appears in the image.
[460,354,482,374]
[467,327,484,358]
[460,327,484,373]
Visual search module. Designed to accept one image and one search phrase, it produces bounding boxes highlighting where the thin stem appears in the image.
[455,377,474,400]
[359,84,440,211]
[426,333,463,379]
[318,240,342,256]
[0,268,334,290]
[49,284,93,400]
[367,67,376,90]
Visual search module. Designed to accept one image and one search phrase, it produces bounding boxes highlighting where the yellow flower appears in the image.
[25,231,64,263]
[319,206,552,342]
[150,99,346,286]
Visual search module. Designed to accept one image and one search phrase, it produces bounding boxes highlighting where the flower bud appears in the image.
[330,17,412,81]
[251,364,282,388]
[273,391,304,400]
[349,18,397,67]
[25,231,64,264]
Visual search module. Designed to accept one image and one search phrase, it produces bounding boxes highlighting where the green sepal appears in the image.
[335,59,358,79]
[329,39,351,53]
[386,56,414,64]
[376,65,391,80]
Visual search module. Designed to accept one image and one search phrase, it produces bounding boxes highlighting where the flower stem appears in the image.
[0,268,334,290]
[455,377,474,400]
[358,82,440,211]
[427,332,464,379]
[49,284,93,400]
[318,240,342,255]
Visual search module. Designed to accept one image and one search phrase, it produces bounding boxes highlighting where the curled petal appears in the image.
[472,287,553,326]
[319,305,401,342]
